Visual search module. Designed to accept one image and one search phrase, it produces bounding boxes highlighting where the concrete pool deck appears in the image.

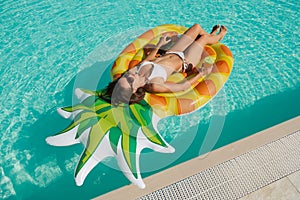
[95,116,300,200]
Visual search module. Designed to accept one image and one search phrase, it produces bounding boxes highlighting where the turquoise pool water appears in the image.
[1,0,299,199]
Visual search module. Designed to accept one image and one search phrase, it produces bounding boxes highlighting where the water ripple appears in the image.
[0,0,299,198]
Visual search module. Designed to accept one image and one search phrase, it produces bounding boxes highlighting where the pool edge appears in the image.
[94,115,300,200]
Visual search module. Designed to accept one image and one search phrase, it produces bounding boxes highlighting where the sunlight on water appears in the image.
[0,0,299,199]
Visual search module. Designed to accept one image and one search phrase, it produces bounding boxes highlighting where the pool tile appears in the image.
[288,170,300,193]
[238,177,300,200]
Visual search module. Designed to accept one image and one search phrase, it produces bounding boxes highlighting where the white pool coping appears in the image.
[94,116,300,200]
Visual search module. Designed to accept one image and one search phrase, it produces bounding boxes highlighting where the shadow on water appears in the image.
[12,60,131,200]
[141,86,300,179]
[174,86,300,166]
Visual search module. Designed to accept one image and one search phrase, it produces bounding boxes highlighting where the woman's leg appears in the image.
[168,24,208,52]
[184,26,227,66]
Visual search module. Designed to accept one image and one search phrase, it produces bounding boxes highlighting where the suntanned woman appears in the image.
[101,24,227,105]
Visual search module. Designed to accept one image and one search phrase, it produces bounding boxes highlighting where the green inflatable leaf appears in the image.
[46,89,174,188]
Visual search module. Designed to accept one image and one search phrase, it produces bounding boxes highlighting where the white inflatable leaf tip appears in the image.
[57,108,72,118]
[75,88,92,101]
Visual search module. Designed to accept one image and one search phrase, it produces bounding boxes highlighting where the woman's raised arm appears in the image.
[144,35,172,61]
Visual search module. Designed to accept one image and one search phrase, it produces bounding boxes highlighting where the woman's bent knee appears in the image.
[192,23,201,30]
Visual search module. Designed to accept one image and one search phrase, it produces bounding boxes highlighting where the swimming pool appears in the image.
[1,0,299,199]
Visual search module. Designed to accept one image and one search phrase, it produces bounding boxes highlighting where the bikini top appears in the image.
[137,61,168,81]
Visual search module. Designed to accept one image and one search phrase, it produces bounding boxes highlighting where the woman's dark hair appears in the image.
[99,76,146,106]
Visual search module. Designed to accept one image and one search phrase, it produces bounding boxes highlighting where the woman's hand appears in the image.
[158,32,177,46]
[158,35,172,46]
[198,65,214,76]
[144,32,177,61]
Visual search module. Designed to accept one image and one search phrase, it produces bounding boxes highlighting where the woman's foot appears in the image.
[218,25,227,41]
[205,25,227,44]
[210,25,220,35]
